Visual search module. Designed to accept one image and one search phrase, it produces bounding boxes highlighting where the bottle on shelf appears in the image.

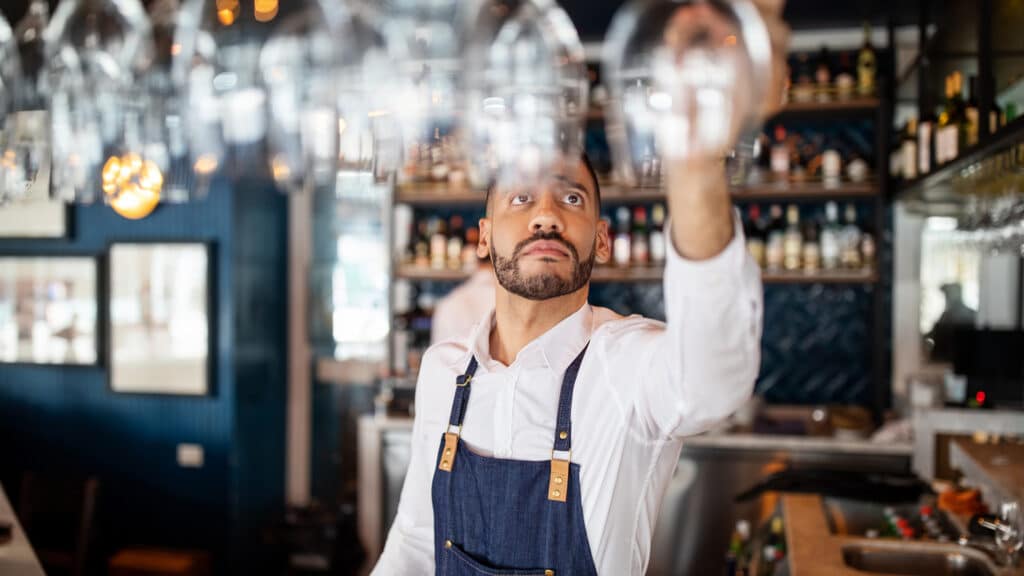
[770,126,790,181]
[462,227,481,271]
[631,206,650,266]
[429,217,448,270]
[835,51,855,100]
[901,118,918,180]
[765,204,786,271]
[649,204,667,266]
[802,219,821,273]
[783,204,803,272]
[840,203,863,270]
[861,225,877,270]
[918,109,936,175]
[815,46,832,101]
[822,145,842,186]
[613,206,632,268]
[820,201,841,270]
[792,53,815,102]
[966,75,981,147]
[857,22,876,97]
[413,219,430,268]
[446,214,464,271]
[725,519,752,576]
[745,204,766,269]
[759,516,787,576]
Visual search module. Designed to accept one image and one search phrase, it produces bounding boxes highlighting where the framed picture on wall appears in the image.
[0,112,69,239]
[0,255,99,365]
[108,242,215,396]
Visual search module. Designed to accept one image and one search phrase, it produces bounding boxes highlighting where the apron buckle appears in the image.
[438,432,459,472]
[548,450,571,503]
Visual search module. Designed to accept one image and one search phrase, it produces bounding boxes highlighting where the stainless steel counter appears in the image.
[0,482,45,576]
[356,415,913,574]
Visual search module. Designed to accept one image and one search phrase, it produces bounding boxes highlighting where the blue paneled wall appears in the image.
[0,179,288,571]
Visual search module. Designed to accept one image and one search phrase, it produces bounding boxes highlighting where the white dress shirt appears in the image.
[373,217,763,575]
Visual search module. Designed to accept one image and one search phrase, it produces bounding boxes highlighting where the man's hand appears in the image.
[666,0,789,261]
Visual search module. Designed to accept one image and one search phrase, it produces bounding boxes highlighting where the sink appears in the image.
[841,544,996,576]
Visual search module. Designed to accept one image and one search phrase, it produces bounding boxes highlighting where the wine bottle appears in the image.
[857,22,876,96]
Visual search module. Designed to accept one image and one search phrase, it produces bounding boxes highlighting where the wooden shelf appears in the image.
[396,179,879,207]
[585,97,880,124]
[772,96,881,117]
[395,265,878,285]
[898,114,1024,205]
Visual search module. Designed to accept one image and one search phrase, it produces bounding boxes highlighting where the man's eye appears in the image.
[564,192,582,206]
[511,194,531,205]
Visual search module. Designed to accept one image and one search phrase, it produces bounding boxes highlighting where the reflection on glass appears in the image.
[603,0,772,186]
[920,216,980,362]
[463,0,587,189]
[3,0,49,205]
[45,0,153,204]
[109,243,209,395]
[0,13,22,204]
[0,257,97,365]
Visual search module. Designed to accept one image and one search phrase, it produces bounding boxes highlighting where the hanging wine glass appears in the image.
[462,0,588,190]
[359,0,481,187]
[174,0,352,195]
[44,0,154,204]
[603,0,773,187]
[0,14,22,205]
[2,2,46,206]
[259,0,354,193]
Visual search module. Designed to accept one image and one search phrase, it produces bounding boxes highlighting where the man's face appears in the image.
[478,160,611,301]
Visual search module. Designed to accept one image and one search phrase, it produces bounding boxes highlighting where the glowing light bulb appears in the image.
[102,152,163,219]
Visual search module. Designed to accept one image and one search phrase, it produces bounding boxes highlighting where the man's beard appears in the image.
[491,231,595,301]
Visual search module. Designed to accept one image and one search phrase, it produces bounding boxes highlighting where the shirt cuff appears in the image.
[664,208,753,297]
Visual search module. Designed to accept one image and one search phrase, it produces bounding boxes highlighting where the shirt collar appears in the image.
[460,303,593,375]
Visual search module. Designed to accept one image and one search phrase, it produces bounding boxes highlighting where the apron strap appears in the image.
[438,356,479,473]
[549,344,589,502]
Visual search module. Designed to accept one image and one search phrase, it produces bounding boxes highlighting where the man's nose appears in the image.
[528,193,564,234]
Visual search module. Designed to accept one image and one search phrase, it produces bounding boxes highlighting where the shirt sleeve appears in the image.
[623,210,763,439]
[370,374,439,574]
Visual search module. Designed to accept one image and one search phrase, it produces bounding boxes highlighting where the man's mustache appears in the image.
[512,231,579,262]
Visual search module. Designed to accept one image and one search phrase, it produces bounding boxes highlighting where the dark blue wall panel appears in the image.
[0,179,288,572]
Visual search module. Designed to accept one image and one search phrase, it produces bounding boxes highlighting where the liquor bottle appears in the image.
[414,219,430,268]
[901,118,918,180]
[950,72,968,154]
[725,520,752,576]
[462,227,480,271]
[822,145,842,185]
[990,86,1004,135]
[835,51,855,100]
[857,22,876,96]
[802,219,821,273]
[745,204,766,269]
[861,226,877,270]
[613,206,632,267]
[447,214,464,271]
[815,46,832,101]
[918,110,936,175]
[765,204,786,271]
[783,204,803,271]
[770,125,790,180]
[936,75,955,164]
[650,204,667,265]
[820,202,841,270]
[840,204,863,269]
[792,53,815,102]
[966,75,980,147]
[631,206,650,266]
[429,217,448,270]
[430,127,448,182]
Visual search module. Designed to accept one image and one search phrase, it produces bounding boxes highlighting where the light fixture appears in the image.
[603,0,773,187]
[102,152,162,219]
[44,0,154,204]
[462,0,588,190]
[174,0,354,194]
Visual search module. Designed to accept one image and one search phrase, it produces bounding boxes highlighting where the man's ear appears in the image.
[595,217,611,265]
[477,217,492,260]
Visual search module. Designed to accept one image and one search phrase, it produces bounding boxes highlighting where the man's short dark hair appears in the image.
[485,153,602,215]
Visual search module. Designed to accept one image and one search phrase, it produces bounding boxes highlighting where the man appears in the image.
[374,7,786,573]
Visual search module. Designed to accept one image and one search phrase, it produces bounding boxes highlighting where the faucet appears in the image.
[959,509,1022,568]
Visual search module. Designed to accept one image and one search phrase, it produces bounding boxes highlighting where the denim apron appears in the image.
[431,345,599,576]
